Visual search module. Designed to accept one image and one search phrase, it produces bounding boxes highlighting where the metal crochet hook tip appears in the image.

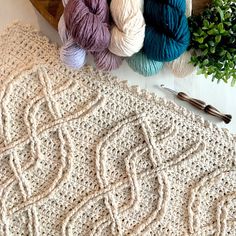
[159,84,178,95]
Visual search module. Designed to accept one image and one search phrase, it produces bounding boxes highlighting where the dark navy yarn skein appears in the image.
[144,0,190,62]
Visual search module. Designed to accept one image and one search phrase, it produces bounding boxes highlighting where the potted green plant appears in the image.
[188,0,236,86]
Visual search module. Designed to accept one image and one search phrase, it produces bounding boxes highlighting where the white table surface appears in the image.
[1,0,235,134]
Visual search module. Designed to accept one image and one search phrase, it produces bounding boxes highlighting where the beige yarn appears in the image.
[109,0,145,57]
[0,23,236,236]
[186,0,192,18]
[166,50,196,78]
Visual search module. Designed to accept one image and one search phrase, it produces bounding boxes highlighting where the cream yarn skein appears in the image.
[166,0,195,78]
[109,0,145,57]
[166,50,195,77]
[186,0,192,18]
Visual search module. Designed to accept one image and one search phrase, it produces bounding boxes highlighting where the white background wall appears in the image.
[0,0,235,133]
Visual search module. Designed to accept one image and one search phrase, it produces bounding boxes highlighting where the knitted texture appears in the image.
[0,23,236,236]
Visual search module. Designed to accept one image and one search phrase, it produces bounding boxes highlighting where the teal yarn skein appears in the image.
[126,1,163,77]
[127,51,163,77]
[144,0,190,62]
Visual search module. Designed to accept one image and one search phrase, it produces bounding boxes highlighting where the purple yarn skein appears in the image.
[60,0,122,71]
[64,0,110,52]
[93,50,123,71]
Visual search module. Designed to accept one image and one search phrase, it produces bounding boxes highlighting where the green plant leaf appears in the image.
[207,28,219,35]
[210,47,216,53]
[215,35,221,43]
[196,69,203,75]
[193,32,199,37]
[197,29,203,35]
[195,37,204,43]
[209,23,215,29]
[228,61,234,68]
[227,52,232,59]
[216,63,223,69]
[203,19,210,27]
[221,31,229,36]
[231,79,236,87]
[203,59,209,66]
[199,44,206,49]
[224,22,232,26]
[203,49,208,56]
[225,13,231,19]
[218,23,224,31]
[216,6,224,21]
[208,41,215,47]
[219,50,226,56]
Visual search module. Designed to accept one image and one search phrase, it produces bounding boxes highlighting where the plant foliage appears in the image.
[188,0,236,86]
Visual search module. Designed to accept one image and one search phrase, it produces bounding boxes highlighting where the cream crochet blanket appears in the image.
[0,23,236,236]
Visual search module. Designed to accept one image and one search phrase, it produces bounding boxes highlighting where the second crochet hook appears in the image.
[160,84,232,124]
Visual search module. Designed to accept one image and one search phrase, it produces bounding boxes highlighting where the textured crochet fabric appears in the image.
[0,23,236,236]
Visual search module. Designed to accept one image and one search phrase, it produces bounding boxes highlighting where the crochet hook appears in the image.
[160,84,232,124]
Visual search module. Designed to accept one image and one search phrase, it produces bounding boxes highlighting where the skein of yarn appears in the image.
[166,50,195,77]
[126,0,163,76]
[108,0,145,57]
[186,0,192,17]
[127,51,163,77]
[60,0,122,71]
[166,0,196,77]
[58,14,68,44]
[58,13,86,69]
[144,0,190,62]
[93,49,123,71]
[60,38,86,69]
[64,0,110,52]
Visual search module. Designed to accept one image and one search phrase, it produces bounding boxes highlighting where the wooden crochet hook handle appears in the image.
[177,92,232,124]
[204,105,232,124]
[177,92,206,110]
[160,85,232,124]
